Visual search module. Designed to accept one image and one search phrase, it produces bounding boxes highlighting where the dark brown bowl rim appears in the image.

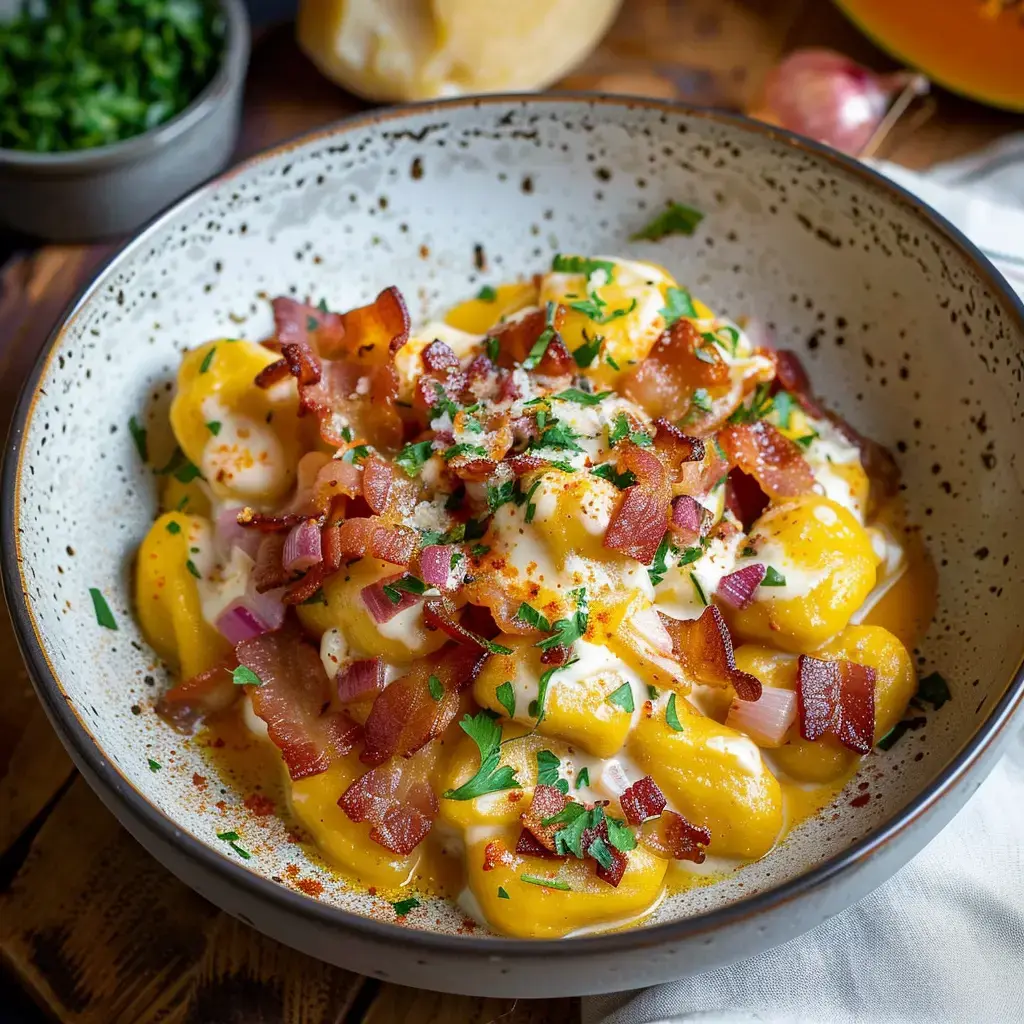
[4,93,1024,962]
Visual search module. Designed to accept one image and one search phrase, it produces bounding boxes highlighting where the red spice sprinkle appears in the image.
[191,773,208,791]
[367,886,378,896]
[295,878,324,897]
[244,793,275,816]
[285,864,300,878]
[215,800,227,812]
[850,793,871,808]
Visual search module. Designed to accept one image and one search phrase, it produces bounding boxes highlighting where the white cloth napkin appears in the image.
[584,142,1024,1024]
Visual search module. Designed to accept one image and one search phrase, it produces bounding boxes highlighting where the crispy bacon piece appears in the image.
[670,494,710,544]
[659,605,762,701]
[413,339,468,415]
[619,776,667,826]
[360,644,486,765]
[336,517,416,565]
[422,596,509,654]
[505,452,547,476]
[237,629,361,780]
[604,440,672,564]
[724,468,770,530]
[458,580,531,636]
[271,291,409,450]
[253,534,291,593]
[338,754,438,855]
[797,655,876,754]
[623,319,729,422]
[520,784,570,852]
[362,455,394,515]
[595,845,629,887]
[487,305,573,377]
[653,419,705,476]
[515,829,561,859]
[254,358,292,389]
[641,810,711,863]
[773,349,825,419]
[156,658,238,732]
[718,420,816,498]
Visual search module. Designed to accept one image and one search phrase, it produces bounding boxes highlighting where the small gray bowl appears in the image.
[0,0,249,243]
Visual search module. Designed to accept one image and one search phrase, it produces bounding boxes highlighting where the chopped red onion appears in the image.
[597,760,631,798]
[215,587,286,644]
[337,657,386,704]
[670,495,706,544]
[216,505,262,559]
[726,686,797,747]
[283,519,323,573]
[420,544,455,588]
[716,563,767,610]
[361,575,422,624]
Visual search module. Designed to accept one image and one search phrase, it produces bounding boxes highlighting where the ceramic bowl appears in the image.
[3,96,1023,998]
[0,0,249,243]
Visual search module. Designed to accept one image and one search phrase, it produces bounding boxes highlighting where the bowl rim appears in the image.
[0,0,249,170]
[4,92,1024,960]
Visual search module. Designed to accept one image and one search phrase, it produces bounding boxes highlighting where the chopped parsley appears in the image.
[761,566,786,587]
[523,478,544,524]
[340,425,354,443]
[606,816,638,852]
[660,286,698,326]
[381,574,427,605]
[317,299,330,313]
[772,391,796,430]
[569,291,638,325]
[552,388,612,406]
[605,354,621,370]
[206,420,222,436]
[551,254,616,276]
[678,544,704,566]
[392,897,420,917]
[542,802,635,861]
[516,602,552,633]
[572,331,603,368]
[154,446,202,484]
[729,382,774,424]
[648,533,671,587]
[666,692,684,732]
[216,830,251,860]
[128,415,148,461]
[444,442,489,461]
[341,444,371,465]
[916,672,951,711]
[607,412,651,448]
[575,767,590,789]
[232,665,263,687]
[470,543,491,558]
[428,674,444,701]
[394,440,434,476]
[476,285,498,302]
[306,315,318,331]
[607,683,635,713]
[588,836,615,870]
[647,684,660,700]
[522,302,559,370]
[199,347,216,374]
[147,758,161,772]
[301,588,327,606]
[520,874,570,891]
[442,713,521,800]
[498,886,510,899]
[536,588,588,652]
[537,750,569,795]
[495,681,516,718]
[530,658,579,723]
[591,463,637,490]
[630,201,704,241]
[487,478,518,514]
[794,432,819,449]
[531,420,584,454]
[485,334,500,363]
[185,559,201,579]
[691,388,713,413]
[165,520,181,535]
[690,572,708,606]
[429,383,459,421]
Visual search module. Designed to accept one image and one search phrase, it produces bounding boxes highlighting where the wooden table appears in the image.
[1,3,1020,1021]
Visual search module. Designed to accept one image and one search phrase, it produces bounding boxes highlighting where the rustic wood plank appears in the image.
[362,987,579,1024]
[0,778,365,1023]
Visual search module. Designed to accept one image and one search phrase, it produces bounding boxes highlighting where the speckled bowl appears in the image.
[3,96,1023,998]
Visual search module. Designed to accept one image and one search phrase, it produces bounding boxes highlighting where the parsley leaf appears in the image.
[572,331,603,368]
[690,572,708,605]
[341,444,371,464]
[185,559,201,579]
[605,816,638,853]
[552,388,612,406]
[89,588,117,630]
[591,463,637,489]
[520,874,570,891]
[487,478,518,513]
[728,382,774,425]
[392,897,420,917]
[608,413,630,447]
[428,674,443,701]
[485,334,500,363]
[148,758,161,772]
[516,602,552,633]
[476,285,498,302]
[154,446,202,484]
[128,415,148,462]
[691,388,713,413]
[607,683,635,713]
[531,420,584,454]
[442,713,522,800]
[199,347,216,374]
[794,432,819,450]
[495,681,516,718]
[575,767,590,789]
[536,588,588,652]
[206,420,222,436]
[773,391,796,430]
[523,302,558,370]
[444,443,489,460]
[917,672,951,711]
[630,201,704,241]
[523,478,544,524]
[551,255,616,276]
[498,886,510,899]
[536,750,568,794]
[382,574,427,605]
[588,835,615,870]
[660,286,698,326]
[216,830,251,860]
[232,666,263,687]
[394,440,435,476]
[666,692,684,731]
[530,658,579,724]
[648,533,671,587]
[761,566,786,587]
